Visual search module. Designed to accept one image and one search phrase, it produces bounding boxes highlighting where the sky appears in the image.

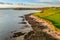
[0,0,60,3]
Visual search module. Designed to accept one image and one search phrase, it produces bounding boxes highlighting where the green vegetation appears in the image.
[33,8,60,29]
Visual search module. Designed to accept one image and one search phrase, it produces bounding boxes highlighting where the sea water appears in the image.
[0,10,40,40]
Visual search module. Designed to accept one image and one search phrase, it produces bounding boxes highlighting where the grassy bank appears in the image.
[33,8,60,30]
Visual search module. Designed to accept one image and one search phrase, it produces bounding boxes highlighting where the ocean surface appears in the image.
[0,10,40,40]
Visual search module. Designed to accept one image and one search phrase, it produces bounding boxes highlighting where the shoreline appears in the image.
[24,12,60,40]
[0,7,60,10]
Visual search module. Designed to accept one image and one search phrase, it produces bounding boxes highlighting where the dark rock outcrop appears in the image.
[12,32,25,38]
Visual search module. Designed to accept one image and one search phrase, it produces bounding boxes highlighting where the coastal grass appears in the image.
[33,8,60,30]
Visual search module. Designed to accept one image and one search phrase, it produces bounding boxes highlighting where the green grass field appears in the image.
[33,8,60,29]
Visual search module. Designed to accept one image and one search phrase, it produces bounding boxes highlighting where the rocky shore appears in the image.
[24,13,58,40]
[10,13,58,40]
[10,15,33,40]
[10,7,60,40]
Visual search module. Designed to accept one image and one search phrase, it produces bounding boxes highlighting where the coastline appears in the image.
[24,11,60,40]
[10,7,60,40]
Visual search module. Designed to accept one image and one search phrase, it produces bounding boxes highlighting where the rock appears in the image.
[12,32,25,38]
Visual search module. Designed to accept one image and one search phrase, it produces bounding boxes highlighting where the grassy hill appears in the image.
[33,8,60,31]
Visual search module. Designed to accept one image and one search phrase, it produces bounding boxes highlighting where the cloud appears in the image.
[0,0,60,3]
[38,0,53,2]
[57,0,60,1]
[56,0,60,2]
[38,0,58,2]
